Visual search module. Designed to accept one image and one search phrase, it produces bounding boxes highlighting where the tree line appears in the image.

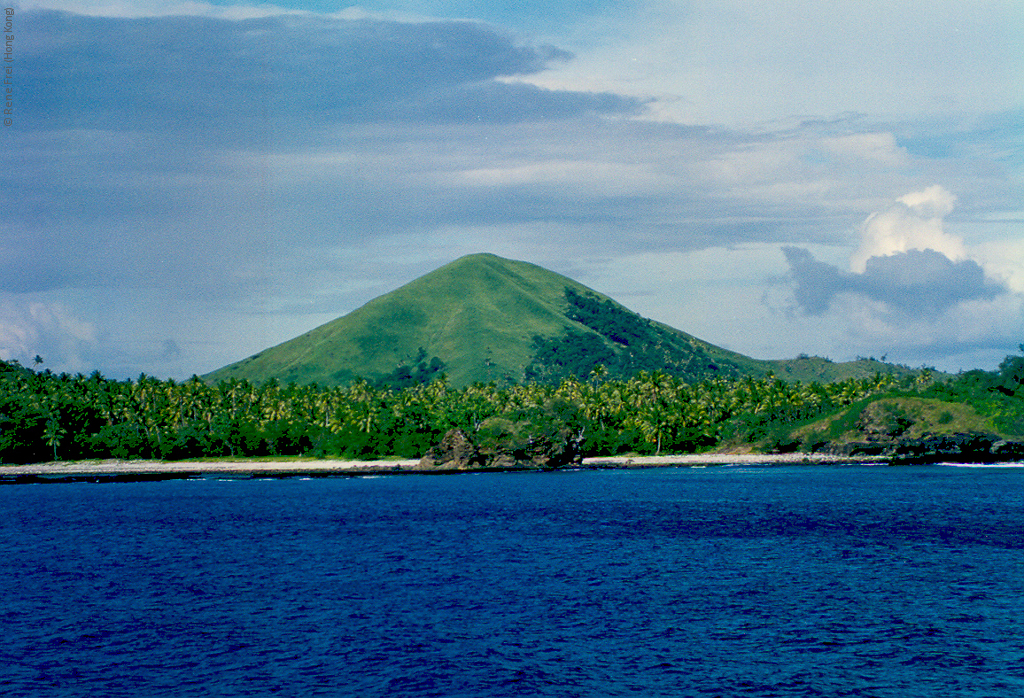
[0,357,939,464]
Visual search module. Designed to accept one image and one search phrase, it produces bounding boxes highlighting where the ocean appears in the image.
[3,465,1024,697]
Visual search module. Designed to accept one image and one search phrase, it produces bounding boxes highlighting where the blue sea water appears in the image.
[3,465,1024,697]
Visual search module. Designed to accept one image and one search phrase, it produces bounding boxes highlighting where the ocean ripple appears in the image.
[4,466,1024,696]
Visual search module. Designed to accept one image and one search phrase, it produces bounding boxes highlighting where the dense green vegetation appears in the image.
[918,353,1024,436]
[371,348,447,391]
[5,351,998,465]
[757,353,1024,455]
[525,289,745,383]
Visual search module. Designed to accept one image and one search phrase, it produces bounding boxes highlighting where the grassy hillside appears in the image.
[760,356,920,382]
[792,396,999,449]
[205,254,614,387]
[205,253,925,388]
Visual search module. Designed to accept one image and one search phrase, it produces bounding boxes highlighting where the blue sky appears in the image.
[2,0,1023,378]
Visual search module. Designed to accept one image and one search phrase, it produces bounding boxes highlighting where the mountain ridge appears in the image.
[204,253,918,388]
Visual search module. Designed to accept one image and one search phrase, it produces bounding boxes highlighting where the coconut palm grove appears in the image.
[3,356,1024,465]
[2,255,1023,465]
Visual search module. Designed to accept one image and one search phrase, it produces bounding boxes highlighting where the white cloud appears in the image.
[898,185,958,218]
[525,0,1024,127]
[0,299,98,372]
[824,290,1024,372]
[6,2,1021,380]
[819,133,909,168]
[850,185,966,273]
[776,184,1024,371]
[973,239,1024,295]
[450,160,662,195]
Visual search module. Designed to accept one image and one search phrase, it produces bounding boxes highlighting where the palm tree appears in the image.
[43,416,66,461]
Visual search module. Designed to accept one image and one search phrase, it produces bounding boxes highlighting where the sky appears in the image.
[1,0,1022,379]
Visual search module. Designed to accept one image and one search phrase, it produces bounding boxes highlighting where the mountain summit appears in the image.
[204,253,907,387]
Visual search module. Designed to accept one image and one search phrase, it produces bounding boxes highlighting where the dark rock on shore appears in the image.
[419,426,584,470]
[419,429,485,469]
[820,432,1024,463]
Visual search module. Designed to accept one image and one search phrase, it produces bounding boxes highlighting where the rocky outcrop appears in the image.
[419,426,584,470]
[820,432,1024,463]
[418,429,485,469]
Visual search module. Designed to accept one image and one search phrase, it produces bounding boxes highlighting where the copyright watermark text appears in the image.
[4,7,13,127]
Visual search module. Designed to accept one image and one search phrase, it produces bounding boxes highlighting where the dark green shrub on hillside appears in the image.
[565,288,652,347]
[995,353,1024,397]
[526,289,741,384]
[525,330,616,382]
[374,351,447,390]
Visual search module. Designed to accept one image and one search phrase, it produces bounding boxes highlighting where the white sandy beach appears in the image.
[0,458,421,476]
[0,452,890,478]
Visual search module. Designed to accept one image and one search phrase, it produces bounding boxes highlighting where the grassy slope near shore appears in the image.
[778,395,1014,453]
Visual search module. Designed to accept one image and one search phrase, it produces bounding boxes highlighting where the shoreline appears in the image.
[1,453,895,483]
[2,453,1020,483]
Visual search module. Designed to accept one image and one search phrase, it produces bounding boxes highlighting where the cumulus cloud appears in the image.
[784,185,1010,317]
[784,246,1001,316]
[850,185,965,273]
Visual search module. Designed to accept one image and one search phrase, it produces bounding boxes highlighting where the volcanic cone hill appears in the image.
[204,253,915,388]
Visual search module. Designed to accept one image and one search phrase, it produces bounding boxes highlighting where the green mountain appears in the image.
[204,253,917,388]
